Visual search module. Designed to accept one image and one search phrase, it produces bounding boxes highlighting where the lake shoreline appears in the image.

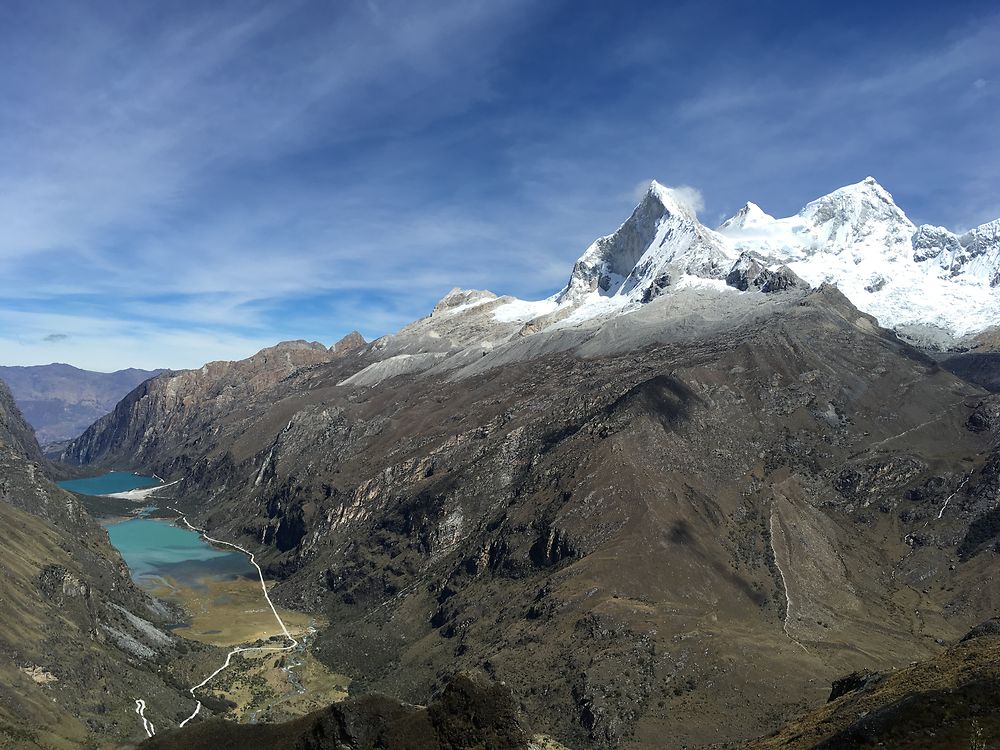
[58,470,163,496]
[66,473,346,729]
[56,471,188,522]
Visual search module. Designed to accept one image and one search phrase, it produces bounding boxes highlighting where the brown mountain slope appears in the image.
[59,286,1000,748]
[61,336,364,470]
[0,379,212,748]
[745,623,1000,749]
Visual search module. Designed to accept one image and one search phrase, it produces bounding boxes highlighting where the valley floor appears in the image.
[76,492,354,742]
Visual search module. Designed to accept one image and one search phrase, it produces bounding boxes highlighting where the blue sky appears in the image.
[1,0,997,370]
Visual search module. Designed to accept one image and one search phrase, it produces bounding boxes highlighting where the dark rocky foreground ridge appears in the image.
[140,673,530,750]
[56,280,1000,748]
[746,620,1000,749]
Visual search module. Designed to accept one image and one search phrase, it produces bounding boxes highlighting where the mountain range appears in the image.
[0,364,164,444]
[44,178,1000,748]
[3,176,1000,748]
[303,176,999,393]
[560,176,1000,341]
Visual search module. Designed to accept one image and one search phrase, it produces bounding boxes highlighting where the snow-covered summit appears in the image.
[719,202,774,232]
[348,176,1000,387]
[371,176,1000,378]
[488,176,1000,340]
[716,177,1000,336]
[545,174,1000,338]
[556,180,732,308]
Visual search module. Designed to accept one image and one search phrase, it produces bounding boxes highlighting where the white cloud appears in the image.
[0,308,272,371]
[667,185,705,216]
[631,179,653,203]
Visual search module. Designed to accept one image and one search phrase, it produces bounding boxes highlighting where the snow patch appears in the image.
[492,297,559,323]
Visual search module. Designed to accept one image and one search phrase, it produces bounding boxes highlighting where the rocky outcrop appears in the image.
[726,253,803,293]
[329,330,367,356]
[140,673,528,750]
[0,378,44,464]
[961,618,1000,642]
[827,670,881,702]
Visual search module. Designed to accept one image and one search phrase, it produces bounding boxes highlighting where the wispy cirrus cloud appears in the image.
[1,1,998,369]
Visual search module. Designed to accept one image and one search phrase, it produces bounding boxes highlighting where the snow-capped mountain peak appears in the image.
[713,177,1000,336]
[796,176,914,252]
[718,201,774,232]
[364,176,1000,387]
[645,179,700,218]
[542,175,1000,337]
[956,219,1000,287]
[556,180,732,307]
[549,175,1000,338]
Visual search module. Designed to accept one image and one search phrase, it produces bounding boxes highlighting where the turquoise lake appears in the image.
[106,518,255,588]
[57,472,255,589]
[58,471,162,496]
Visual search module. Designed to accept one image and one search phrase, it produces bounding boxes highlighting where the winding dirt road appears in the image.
[132,507,299,737]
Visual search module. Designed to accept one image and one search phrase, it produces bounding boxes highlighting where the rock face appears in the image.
[725,252,803,293]
[558,182,729,305]
[0,377,44,464]
[0,363,163,443]
[827,670,881,702]
[60,335,365,469]
[0,379,199,747]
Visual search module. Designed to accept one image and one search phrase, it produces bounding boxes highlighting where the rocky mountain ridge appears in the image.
[746,620,1000,749]
[61,334,365,468]
[55,177,997,410]
[327,176,1000,389]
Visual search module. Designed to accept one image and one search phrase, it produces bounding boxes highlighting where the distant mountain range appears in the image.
[0,363,164,444]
